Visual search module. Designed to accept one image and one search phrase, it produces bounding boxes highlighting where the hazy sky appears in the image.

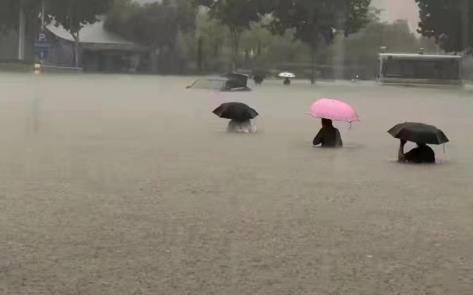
[134,0,421,32]
[372,0,420,31]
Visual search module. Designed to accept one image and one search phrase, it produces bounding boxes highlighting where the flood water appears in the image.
[1,73,472,294]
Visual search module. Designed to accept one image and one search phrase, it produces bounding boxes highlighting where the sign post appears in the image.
[34,31,50,64]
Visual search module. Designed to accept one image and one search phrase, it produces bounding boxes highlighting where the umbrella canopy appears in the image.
[213,102,258,122]
[309,98,359,123]
[388,122,449,145]
[278,72,296,78]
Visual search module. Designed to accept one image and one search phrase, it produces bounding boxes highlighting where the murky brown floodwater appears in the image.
[1,73,472,294]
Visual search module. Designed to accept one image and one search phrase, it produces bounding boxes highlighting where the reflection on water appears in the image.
[30,75,42,134]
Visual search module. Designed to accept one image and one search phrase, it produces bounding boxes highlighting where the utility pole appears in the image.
[461,0,469,54]
[41,0,46,30]
[17,2,26,60]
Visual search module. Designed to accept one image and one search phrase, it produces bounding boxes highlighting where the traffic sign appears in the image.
[38,32,47,42]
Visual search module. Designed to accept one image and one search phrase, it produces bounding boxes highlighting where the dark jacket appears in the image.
[313,127,343,148]
[404,145,435,163]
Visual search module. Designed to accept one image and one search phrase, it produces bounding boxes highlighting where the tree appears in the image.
[0,0,40,32]
[416,0,472,53]
[1,0,43,60]
[240,18,273,59]
[105,0,197,73]
[264,0,371,83]
[239,19,311,70]
[195,0,262,70]
[337,19,421,79]
[47,0,114,66]
[103,0,137,40]
[194,11,228,71]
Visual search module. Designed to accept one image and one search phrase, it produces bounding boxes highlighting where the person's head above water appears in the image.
[321,118,333,128]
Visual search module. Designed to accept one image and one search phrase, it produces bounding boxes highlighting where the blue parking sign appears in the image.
[39,49,48,60]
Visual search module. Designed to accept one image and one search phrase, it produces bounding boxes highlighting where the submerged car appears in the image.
[187,73,251,92]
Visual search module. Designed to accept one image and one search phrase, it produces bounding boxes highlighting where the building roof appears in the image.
[46,19,146,51]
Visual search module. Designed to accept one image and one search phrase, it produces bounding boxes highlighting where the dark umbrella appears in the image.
[388,122,449,144]
[213,102,258,122]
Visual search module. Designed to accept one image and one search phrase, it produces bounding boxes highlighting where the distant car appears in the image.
[222,73,251,90]
[187,73,251,92]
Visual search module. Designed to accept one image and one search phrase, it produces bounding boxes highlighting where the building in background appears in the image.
[1,7,148,73]
[44,19,148,72]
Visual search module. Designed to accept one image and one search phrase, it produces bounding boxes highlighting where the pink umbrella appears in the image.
[309,98,359,123]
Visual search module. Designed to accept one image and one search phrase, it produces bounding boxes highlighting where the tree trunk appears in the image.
[310,45,316,84]
[150,48,159,73]
[72,33,80,68]
[213,40,220,57]
[197,36,204,73]
[244,49,250,66]
[230,28,241,72]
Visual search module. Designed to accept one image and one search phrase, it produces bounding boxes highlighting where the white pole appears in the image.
[41,0,46,30]
[18,5,26,60]
[461,0,469,54]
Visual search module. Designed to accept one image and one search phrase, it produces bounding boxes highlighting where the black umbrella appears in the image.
[213,102,258,122]
[388,122,449,144]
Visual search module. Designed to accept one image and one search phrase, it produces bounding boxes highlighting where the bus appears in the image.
[378,53,463,86]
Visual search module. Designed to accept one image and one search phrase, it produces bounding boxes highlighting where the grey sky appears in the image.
[372,0,420,31]
[133,0,421,32]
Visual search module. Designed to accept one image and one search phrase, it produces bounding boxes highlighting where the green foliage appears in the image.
[105,0,197,73]
[194,11,228,71]
[195,0,263,69]
[106,0,196,48]
[240,22,309,67]
[258,0,371,82]
[1,0,112,37]
[47,0,113,39]
[416,0,472,53]
[195,0,261,33]
[1,0,435,76]
[331,19,426,78]
[103,0,137,40]
[240,22,271,60]
[45,0,113,66]
[264,0,372,48]
[0,0,41,32]
[345,20,419,55]
[0,0,19,31]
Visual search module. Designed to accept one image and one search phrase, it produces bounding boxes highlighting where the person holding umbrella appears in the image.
[388,122,449,164]
[227,119,256,133]
[313,118,343,148]
[254,75,264,85]
[278,72,295,85]
[213,102,258,134]
[398,140,435,163]
[308,98,359,148]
